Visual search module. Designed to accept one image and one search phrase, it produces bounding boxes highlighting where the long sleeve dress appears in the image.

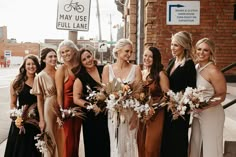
[161,58,196,157]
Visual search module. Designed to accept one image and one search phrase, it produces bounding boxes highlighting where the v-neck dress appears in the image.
[108,64,139,157]
[161,58,196,157]
[31,70,64,157]
[76,65,110,157]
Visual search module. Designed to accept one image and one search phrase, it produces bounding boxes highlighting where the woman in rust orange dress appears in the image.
[55,40,82,157]
[138,46,169,157]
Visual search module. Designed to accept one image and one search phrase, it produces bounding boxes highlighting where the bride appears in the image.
[102,38,142,157]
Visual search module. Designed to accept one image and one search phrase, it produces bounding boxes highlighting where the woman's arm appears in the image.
[134,65,142,83]
[55,65,65,107]
[159,71,170,93]
[102,64,109,84]
[73,78,87,108]
[205,66,226,108]
[9,81,17,109]
[37,94,45,132]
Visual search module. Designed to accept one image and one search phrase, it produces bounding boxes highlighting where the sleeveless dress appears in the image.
[108,64,139,157]
[77,65,110,157]
[190,62,225,157]
[31,70,64,157]
[4,84,41,157]
[63,73,82,157]
[138,72,165,157]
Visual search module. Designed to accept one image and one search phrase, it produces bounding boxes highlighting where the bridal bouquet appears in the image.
[9,104,39,134]
[86,78,152,119]
[34,132,54,154]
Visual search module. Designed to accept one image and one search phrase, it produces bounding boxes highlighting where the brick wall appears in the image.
[143,0,236,74]
[0,42,39,58]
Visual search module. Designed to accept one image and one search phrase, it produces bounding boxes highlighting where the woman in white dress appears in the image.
[102,38,142,157]
[189,38,226,157]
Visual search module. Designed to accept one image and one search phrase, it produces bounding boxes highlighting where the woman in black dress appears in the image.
[161,31,196,157]
[4,55,41,157]
[73,48,110,157]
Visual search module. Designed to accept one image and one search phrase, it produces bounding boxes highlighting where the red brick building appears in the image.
[116,0,236,75]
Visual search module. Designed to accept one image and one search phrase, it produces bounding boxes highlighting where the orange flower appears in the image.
[15,116,23,128]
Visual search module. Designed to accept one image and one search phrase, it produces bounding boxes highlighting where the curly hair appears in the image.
[13,55,40,94]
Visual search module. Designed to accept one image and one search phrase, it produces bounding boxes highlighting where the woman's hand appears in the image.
[93,104,101,115]
[129,113,138,130]
[39,120,46,132]
[144,106,155,121]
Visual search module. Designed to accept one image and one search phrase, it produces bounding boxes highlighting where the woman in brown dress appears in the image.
[138,46,169,157]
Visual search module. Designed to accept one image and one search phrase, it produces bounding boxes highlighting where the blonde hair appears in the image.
[57,40,80,63]
[112,38,133,59]
[195,38,216,64]
[172,31,193,59]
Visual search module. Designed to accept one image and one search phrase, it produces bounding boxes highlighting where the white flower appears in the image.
[109,94,116,100]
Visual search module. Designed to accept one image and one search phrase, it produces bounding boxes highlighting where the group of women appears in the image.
[4,30,226,157]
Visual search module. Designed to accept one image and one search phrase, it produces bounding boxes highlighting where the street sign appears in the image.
[56,0,91,31]
[4,50,11,58]
[98,42,107,53]
[167,1,200,25]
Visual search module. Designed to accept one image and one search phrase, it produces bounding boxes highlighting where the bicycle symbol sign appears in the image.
[64,0,84,13]
[56,0,91,31]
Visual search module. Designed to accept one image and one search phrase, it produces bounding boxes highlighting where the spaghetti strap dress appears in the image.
[63,73,82,157]
[4,84,41,157]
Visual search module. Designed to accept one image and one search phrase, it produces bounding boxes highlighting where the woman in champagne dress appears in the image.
[102,38,142,157]
[189,38,226,157]
[31,48,64,157]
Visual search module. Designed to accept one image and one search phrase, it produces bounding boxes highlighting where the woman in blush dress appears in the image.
[31,48,63,157]
[73,48,110,157]
[161,31,196,157]
[137,47,169,157]
[189,38,226,157]
[102,38,142,157]
[4,55,41,157]
[55,40,82,157]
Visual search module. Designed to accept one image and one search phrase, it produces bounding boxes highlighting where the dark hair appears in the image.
[40,48,57,70]
[13,55,40,94]
[146,47,164,84]
[72,48,97,75]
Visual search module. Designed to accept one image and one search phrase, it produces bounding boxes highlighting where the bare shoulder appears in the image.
[208,64,225,80]
[57,64,66,72]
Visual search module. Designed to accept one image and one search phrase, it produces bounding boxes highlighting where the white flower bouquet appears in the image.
[34,132,54,154]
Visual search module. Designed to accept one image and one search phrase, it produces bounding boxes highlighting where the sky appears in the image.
[0,0,123,43]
